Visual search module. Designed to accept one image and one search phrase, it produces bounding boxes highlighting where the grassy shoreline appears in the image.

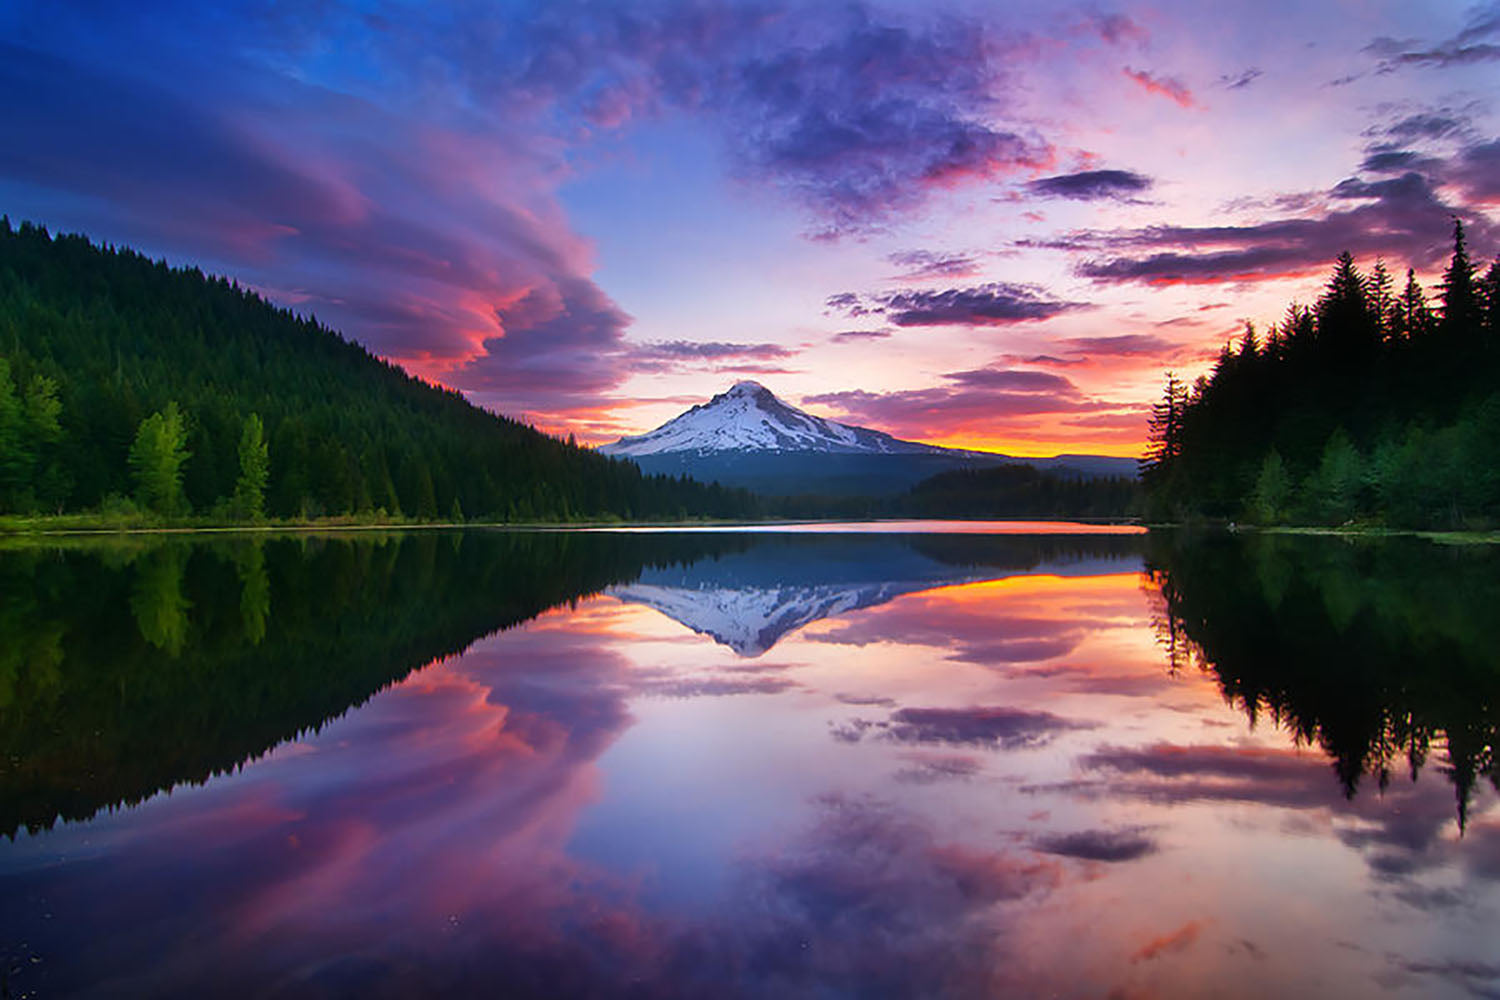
[0,512,1145,540]
[1145,520,1500,545]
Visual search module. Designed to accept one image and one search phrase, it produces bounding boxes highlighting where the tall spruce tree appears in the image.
[1439,219,1480,335]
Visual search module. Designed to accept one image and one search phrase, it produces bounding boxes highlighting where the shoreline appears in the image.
[0,514,1143,541]
[8,516,1495,544]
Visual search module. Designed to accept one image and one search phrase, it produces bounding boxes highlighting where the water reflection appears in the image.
[1146,532,1500,823]
[1,528,1497,998]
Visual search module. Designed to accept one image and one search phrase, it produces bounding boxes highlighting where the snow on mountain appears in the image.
[609,579,971,656]
[598,381,952,458]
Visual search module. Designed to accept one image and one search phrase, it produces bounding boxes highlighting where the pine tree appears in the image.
[1439,218,1480,334]
[1141,373,1187,481]
[1316,252,1378,360]
[1394,269,1433,340]
[1370,259,1396,341]
[1480,259,1500,335]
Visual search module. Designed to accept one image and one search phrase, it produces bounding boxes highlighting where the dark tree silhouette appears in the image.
[1142,219,1500,528]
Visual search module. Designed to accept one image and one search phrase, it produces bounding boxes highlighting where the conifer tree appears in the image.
[1141,372,1187,482]
[1370,259,1396,340]
[1395,269,1433,340]
[1316,252,1377,360]
[1480,259,1500,335]
[1439,219,1480,334]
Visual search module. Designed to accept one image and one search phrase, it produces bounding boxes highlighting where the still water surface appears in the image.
[2,526,1498,998]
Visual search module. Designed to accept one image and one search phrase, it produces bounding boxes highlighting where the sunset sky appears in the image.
[3,0,1498,456]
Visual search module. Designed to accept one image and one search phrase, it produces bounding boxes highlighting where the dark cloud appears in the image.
[1392,957,1500,998]
[1027,169,1152,202]
[1069,171,1492,286]
[1374,111,1472,143]
[882,705,1095,749]
[642,676,799,698]
[831,328,893,342]
[1122,67,1196,108]
[828,282,1090,327]
[834,692,898,707]
[1448,139,1500,204]
[1366,3,1500,71]
[887,249,982,280]
[1033,826,1158,862]
[1358,149,1437,173]
[1218,67,1263,89]
[944,368,1078,392]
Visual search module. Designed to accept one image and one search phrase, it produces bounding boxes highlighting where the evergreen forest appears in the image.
[0,219,757,523]
[1141,220,1500,528]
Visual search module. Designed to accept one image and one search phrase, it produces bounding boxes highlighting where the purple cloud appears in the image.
[862,705,1096,750]
[1033,827,1159,862]
[829,282,1090,327]
[1366,4,1500,71]
[1067,170,1496,286]
[831,328,894,343]
[1218,67,1263,90]
[1028,169,1153,201]
[887,250,982,280]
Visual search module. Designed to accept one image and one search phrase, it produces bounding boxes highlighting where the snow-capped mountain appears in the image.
[607,536,993,654]
[599,381,958,458]
[598,380,1138,495]
[610,580,935,657]
[607,533,1143,656]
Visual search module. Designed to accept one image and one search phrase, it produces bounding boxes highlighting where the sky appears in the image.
[2,0,1498,457]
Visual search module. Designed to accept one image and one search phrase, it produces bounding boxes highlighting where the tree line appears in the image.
[0,219,758,522]
[1141,220,1500,528]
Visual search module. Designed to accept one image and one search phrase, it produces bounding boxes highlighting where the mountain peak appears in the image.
[726,379,769,397]
[599,380,944,458]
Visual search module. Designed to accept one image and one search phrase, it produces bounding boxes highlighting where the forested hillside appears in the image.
[1141,221,1500,528]
[0,219,755,522]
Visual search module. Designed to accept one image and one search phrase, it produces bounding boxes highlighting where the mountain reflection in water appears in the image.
[1,527,1498,999]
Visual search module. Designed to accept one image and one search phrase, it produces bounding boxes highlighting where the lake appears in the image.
[2,525,1498,998]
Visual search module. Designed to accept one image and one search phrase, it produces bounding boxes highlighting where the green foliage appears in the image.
[128,401,192,515]
[1306,428,1363,524]
[232,412,269,520]
[897,464,1139,519]
[1144,222,1500,529]
[0,359,67,513]
[1247,450,1290,524]
[0,221,758,523]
